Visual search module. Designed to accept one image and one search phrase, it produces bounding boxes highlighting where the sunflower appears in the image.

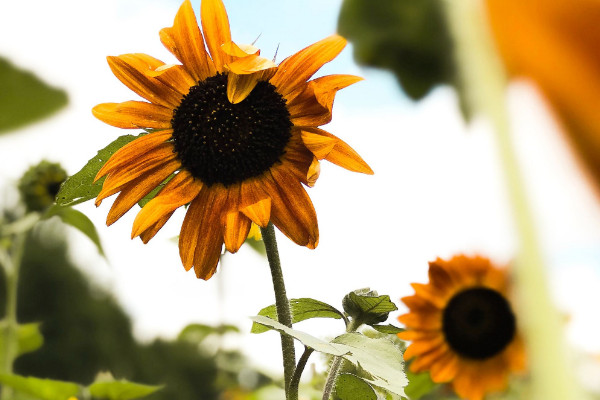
[91,0,372,279]
[398,255,526,400]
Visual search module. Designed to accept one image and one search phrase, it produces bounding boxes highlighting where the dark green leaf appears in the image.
[88,380,162,400]
[0,57,68,134]
[370,324,404,335]
[404,370,436,400]
[347,291,398,315]
[335,374,377,400]
[55,133,141,207]
[251,298,345,333]
[0,374,79,400]
[44,205,104,256]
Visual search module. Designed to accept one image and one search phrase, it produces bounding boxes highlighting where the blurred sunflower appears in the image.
[486,0,600,193]
[398,255,526,400]
[92,0,372,279]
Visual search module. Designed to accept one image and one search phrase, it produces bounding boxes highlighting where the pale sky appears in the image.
[1,0,599,377]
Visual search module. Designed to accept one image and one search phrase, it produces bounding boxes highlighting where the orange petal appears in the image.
[95,130,173,180]
[179,194,206,271]
[271,35,347,96]
[148,64,197,96]
[223,211,252,253]
[226,73,260,104]
[92,101,173,129]
[428,352,459,383]
[192,188,227,279]
[221,41,260,58]
[159,0,215,81]
[306,157,320,187]
[239,180,271,227]
[266,167,319,248]
[201,0,232,72]
[240,198,271,227]
[105,160,179,226]
[132,171,203,238]
[107,55,182,108]
[299,127,373,174]
[139,211,175,244]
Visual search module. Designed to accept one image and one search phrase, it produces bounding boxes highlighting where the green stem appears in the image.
[288,346,314,400]
[260,222,296,398]
[321,318,361,400]
[442,1,585,399]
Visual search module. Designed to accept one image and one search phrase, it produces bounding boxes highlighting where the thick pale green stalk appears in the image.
[442,0,586,399]
[259,222,296,398]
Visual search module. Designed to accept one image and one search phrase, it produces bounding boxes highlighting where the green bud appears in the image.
[18,160,67,212]
[342,288,398,326]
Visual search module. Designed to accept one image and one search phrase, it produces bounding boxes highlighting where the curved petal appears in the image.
[299,127,373,174]
[201,0,232,72]
[271,35,347,97]
[107,55,182,108]
[92,101,173,129]
[139,210,175,244]
[159,0,215,81]
[95,130,173,180]
[193,187,227,279]
[239,180,271,227]
[148,64,196,96]
[132,171,203,238]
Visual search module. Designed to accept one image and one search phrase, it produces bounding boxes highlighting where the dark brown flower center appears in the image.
[171,73,292,186]
[442,287,516,360]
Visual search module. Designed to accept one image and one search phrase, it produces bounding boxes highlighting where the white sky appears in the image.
[1,0,600,377]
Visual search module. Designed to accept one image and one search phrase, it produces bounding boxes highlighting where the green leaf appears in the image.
[44,205,104,256]
[404,370,436,400]
[249,316,348,356]
[0,374,79,400]
[251,298,345,333]
[370,324,404,335]
[332,333,407,397]
[178,323,240,343]
[55,133,142,207]
[88,380,162,400]
[347,290,398,315]
[0,57,68,134]
[16,323,44,357]
[335,374,377,400]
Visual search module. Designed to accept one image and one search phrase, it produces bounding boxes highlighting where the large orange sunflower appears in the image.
[91,0,372,280]
[398,255,526,400]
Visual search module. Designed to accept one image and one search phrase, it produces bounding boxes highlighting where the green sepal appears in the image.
[0,374,80,400]
[55,133,143,207]
[251,298,345,334]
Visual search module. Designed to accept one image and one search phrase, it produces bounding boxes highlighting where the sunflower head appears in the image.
[398,255,526,400]
[18,160,67,213]
[91,0,372,279]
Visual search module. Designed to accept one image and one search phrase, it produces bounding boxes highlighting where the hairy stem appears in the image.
[288,346,314,400]
[321,318,361,400]
[260,222,296,398]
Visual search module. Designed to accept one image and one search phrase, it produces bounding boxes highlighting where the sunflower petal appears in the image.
[107,55,182,108]
[132,171,203,239]
[223,211,252,253]
[179,195,206,271]
[159,0,215,81]
[271,35,347,96]
[239,180,271,227]
[193,188,227,279]
[221,41,260,58]
[149,64,197,96]
[201,0,231,72]
[92,101,172,129]
[139,211,175,244]
[306,157,320,187]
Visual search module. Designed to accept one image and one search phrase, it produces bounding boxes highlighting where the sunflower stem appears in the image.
[442,0,586,399]
[321,318,361,400]
[260,222,296,398]
[288,346,314,400]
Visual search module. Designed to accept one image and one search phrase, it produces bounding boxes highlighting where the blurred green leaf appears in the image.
[250,316,348,356]
[0,57,68,134]
[0,374,79,400]
[332,333,407,397]
[16,323,44,357]
[335,374,377,400]
[178,323,240,343]
[338,0,470,117]
[55,133,141,207]
[251,298,345,333]
[404,370,436,400]
[44,205,104,256]
[370,324,404,335]
[88,379,162,400]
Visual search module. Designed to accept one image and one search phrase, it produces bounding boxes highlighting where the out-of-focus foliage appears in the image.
[18,161,67,213]
[0,57,67,134]
[43,206,104,256]
[337,0,455,100]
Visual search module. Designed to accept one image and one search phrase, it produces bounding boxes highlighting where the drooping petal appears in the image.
[221,183,251,253]
[201,0,232,72]
[299,127,373,174]
[107,55,182,108]
[271,35,347,96]
[131,171,203,239]
[239,179,271,227]
[139,211,175,244]
[92,101,173,129]
[105,160,179,226]
[148,64,197,96]
[192,188,227,279]
[95,130,173,180]
[159,0,215,81]
[179,194,206,271]
[221,41,260,58]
